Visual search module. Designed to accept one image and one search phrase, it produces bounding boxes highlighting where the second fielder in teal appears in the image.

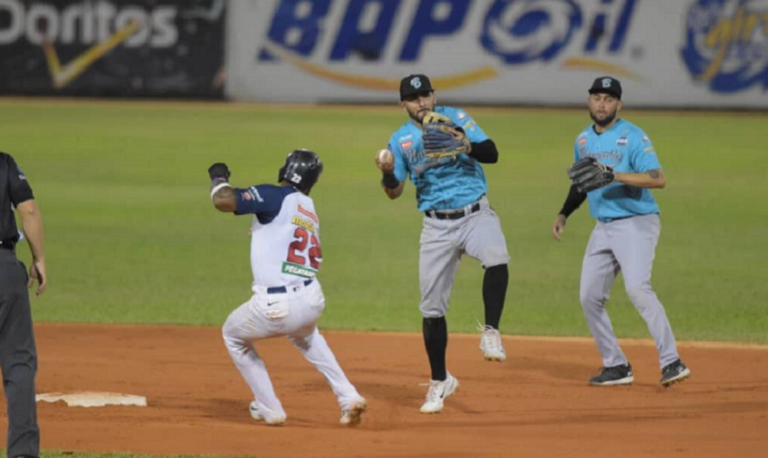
[551,77,691,388]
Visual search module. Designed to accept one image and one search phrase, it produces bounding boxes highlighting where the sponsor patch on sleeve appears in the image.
[242,187,264,202]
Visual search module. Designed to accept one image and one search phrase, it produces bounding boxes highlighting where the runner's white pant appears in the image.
[580,214,680,369]
[222,280,361,419]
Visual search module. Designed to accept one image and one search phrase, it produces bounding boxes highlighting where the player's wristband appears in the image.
[210,182,233,200]
[381,172,400,190]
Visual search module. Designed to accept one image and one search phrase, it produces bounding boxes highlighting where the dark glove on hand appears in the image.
[208,163,231,181]
[568,156,614,193]
[422,111,471,159]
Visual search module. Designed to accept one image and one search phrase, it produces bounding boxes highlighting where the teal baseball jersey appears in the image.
[574,119,662,222]
[388,106,489,212]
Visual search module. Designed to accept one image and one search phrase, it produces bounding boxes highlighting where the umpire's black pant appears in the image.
[0,247,39,458]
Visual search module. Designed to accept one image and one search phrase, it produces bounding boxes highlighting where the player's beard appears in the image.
[590,107,619,127]
[408,106,433,124]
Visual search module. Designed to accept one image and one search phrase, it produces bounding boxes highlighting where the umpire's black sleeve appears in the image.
[468,139,498,163]
[5,153,34,206]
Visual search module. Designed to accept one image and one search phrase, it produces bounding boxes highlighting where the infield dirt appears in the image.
[2,324,767,458]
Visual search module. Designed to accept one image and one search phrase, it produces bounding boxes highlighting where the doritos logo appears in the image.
[579,137,587,146]
[401,140,413,150]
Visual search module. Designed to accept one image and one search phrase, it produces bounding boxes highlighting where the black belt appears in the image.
[267,279,314,294]
[0,241,14,250]
[598,215,638,223]
[425,202,481,220]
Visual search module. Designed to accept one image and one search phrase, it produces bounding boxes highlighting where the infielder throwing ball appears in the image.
[209,150,366,426]
[552,77,691,387]
[375,74,510,414]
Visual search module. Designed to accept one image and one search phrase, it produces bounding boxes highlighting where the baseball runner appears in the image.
[208,150,366,426]
[375,74,510,414]
[1,152,46,458]
[551,77,691,387]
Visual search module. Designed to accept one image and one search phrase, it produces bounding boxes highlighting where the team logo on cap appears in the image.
[410,77,422,89]
[602,78,613,88]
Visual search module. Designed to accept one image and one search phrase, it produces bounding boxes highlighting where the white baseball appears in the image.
[376,149,394,170]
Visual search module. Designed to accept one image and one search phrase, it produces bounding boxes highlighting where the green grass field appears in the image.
[1,99,766,347]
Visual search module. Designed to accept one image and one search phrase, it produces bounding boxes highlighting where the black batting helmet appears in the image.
[278,149,323,194]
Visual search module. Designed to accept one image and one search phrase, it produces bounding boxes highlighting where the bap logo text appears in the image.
[480,0,637,64]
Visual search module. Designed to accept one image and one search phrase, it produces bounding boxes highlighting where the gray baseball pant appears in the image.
[0,248,40,458]
[579,214,680,369]
[418,197,510,318]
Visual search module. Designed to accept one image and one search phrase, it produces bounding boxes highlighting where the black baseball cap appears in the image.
[400,74,434,100]
[588,76,622,99]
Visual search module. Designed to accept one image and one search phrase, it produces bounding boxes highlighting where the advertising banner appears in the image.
[225,0,768,108]
[0,0,226,98]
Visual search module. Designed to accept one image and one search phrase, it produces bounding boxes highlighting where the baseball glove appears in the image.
[422,112,471,159]
[568,157,615,193]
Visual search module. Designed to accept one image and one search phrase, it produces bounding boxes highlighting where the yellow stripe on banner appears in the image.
[42,39,62,80]
[48,20,141,89]
[268,44,498,92]
[561,58,644,81]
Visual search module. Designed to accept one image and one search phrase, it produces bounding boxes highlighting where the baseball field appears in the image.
[0,98,766,458]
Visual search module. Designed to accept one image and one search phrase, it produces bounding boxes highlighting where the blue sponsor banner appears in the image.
[226,0,768,107]
[682,0,768,93]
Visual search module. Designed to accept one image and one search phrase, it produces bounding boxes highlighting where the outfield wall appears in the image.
[225,0,768,108]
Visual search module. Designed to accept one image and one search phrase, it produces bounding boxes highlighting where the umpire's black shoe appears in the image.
[589,363,634,386]
[660,359,691,387]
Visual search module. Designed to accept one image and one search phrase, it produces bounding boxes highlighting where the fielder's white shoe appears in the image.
[249,401,287,426]
[479,324,507,362]
[420,373,459,414]
[339,397,367,426]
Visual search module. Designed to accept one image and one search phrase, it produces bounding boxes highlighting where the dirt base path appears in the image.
[2,324,767,458]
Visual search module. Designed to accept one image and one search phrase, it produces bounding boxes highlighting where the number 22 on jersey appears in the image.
[287,227,322,269]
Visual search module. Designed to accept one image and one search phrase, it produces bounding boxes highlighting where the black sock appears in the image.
[422,317,447,381]
[483,264,508,329]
